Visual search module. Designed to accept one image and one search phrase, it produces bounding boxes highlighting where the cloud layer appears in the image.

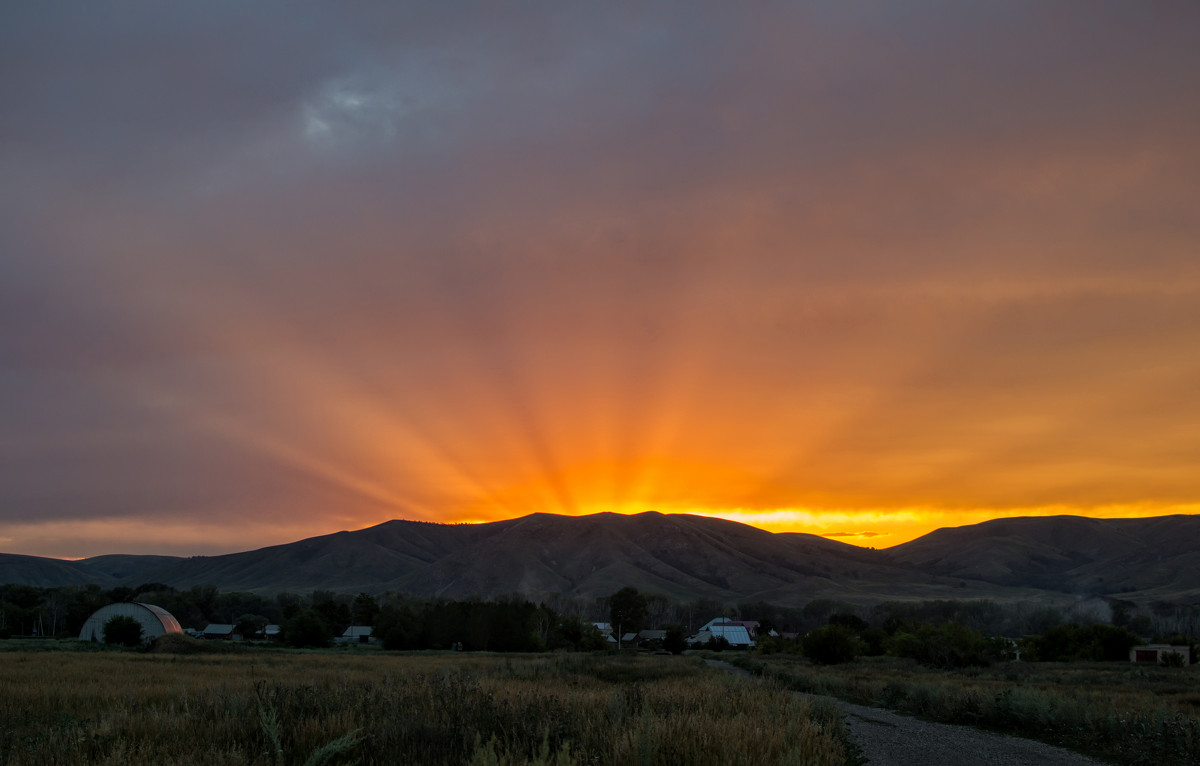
[3,2,1199,556]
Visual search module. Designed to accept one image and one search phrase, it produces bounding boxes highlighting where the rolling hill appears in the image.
[2,512,1199,606]
[885,514,1200,603]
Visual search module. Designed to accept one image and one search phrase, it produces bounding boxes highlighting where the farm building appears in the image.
[201,623,240,640]
[336,626,376,644]
[689,619,755,647]
[78,602,182,644]
[1130,644,1190,666]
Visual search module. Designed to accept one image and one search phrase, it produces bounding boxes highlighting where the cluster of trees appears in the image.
[765,605,1198,668]
[4,580,1198,666]
[0,583,370,641]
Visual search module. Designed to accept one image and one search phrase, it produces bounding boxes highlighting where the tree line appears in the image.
[3,582,1198,663]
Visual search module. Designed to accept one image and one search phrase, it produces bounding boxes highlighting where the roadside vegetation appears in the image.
[6,580,1200,763]
[733,630,1200,765]
[0,647,851,766]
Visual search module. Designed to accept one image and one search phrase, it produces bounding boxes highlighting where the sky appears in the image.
[2,2,1199,559]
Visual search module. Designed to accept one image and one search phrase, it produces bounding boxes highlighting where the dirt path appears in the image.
[703,660,1105,766]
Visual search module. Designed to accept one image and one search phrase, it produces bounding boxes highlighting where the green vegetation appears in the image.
[1026,623,1140,662]
[731,653,1200,765]
[608,586,649,638]
[802,625,858,665]
[0,646,852,765]
[101,615,143,647]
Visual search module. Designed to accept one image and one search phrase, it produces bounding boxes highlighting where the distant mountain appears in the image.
[0,552,121,588]
[78,554,184,583]
[121,512,1068,604]
[885,514,1200,603]
[2,512,1199,606]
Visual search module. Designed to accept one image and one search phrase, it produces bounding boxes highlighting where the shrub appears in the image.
[281,608,332,648]
[662,625,688,655]
[1027,624,1138,662]
[803,625,858,665]
[703,635,732,652]
[103,615,143,647]
[887,621,1000,668]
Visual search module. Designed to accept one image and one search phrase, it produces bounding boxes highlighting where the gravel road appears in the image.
[703,660,1105,766]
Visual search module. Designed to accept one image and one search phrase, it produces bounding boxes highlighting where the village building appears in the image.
[201,623,241,640]
[336,625,376,644]
[78,602,182,644]
[1130,644,1190,666]
[688,618,756,647]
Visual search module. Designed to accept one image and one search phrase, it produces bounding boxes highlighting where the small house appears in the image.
[1130,644,1190,666]
[337,625,376,644]
[202,623,240,641]
[688,620,755,647]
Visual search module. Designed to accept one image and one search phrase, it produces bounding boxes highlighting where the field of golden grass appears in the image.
[0,641,850,765]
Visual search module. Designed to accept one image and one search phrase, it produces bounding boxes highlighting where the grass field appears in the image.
[730,653,1200,765]
[0,640,851,765]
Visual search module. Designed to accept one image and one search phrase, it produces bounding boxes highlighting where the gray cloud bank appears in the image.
[2,2,1198,555]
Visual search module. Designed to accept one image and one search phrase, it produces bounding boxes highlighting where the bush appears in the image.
[703,635,732,652]
[803,625,858,665]
[887,621,1000,668]
[662,625,688,655]
[1027,624,1139,662]
[282,608,332,648]
[103,615,144,647]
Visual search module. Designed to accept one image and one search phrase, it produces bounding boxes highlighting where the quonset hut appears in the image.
[78,602,183,644]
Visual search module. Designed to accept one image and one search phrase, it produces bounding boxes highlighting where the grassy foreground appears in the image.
[730,653,1200,765]
[0,642,850,765]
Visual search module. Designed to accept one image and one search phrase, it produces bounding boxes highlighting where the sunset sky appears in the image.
[3,3,1199,558]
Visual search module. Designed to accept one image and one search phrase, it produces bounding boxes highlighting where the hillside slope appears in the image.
[886,514,1200,602]
[3,512,1198,606]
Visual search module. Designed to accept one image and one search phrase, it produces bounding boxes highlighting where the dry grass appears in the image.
[733,654,1200,765]
[0,645,850,765]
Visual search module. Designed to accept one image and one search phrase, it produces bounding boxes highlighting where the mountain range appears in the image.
[3,512,1198,607]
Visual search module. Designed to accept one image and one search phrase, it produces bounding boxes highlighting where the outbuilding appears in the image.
[688,619,755,647]
[336,626,376,644]
[201,624,240,640]
[1130,644,1190,666]
[78,602,183,644]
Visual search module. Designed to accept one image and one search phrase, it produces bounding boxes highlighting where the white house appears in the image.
[336,625,376,644]
[689,619,755,647]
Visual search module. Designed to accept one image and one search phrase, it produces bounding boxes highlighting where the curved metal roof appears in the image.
[138,602,183,633]
[78,601,184,642]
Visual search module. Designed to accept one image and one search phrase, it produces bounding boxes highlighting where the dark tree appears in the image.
[313,598,352,637]
[281,608,332,648]
[103,615,144,647]
[234,613,269,639]
[828,613,869,633]
[802,625,858,665]
[609,587,649,642]
[351,593,380,627]
[663,624,688,655]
